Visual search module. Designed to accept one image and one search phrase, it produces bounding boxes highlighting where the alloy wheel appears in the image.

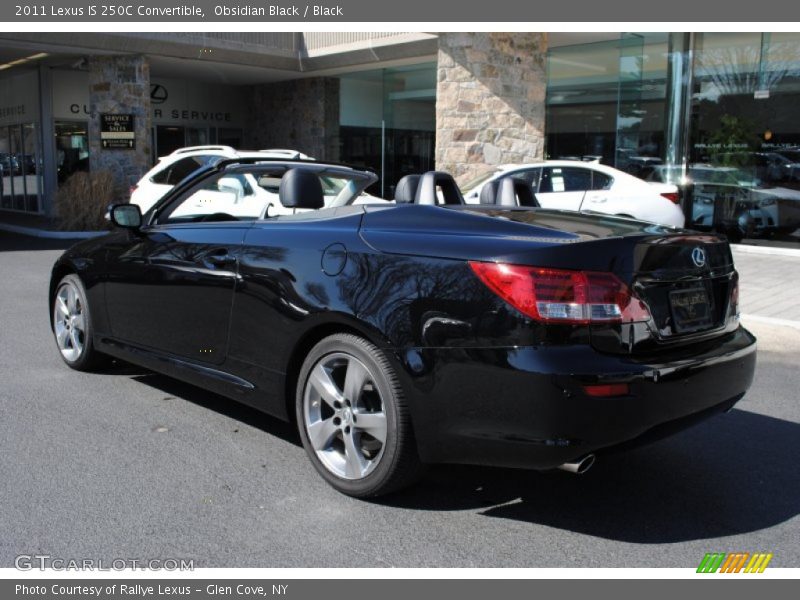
[53,281,85,362]
[303,352,388,480]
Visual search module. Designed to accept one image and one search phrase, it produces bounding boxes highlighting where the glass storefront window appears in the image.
[546,34,668,177]
[55,121,89,185]
[185,126,210,147]
[151,126,242,163]
[0,68,42,213]
[689,33,800,242]
[339,63,436,198]
[545,32,800,245]
[0,123,42,213]
[217,128,243,148]
[0,127,13,210]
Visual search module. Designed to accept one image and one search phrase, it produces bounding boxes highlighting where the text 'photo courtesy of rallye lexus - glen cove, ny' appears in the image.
[48,157,757,497]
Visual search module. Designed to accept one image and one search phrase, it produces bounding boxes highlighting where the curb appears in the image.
[741,314,800,330]
[0,222,107,240]
[731,243,800,258]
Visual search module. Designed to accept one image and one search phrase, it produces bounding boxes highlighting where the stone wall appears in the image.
[435,33,547,185]
[244,78,340,161]
[87,55,151,202]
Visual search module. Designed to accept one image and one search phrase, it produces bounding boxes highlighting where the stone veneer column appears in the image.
[244,78,340,162]
[87,55,151,202]
[436,33,547,185]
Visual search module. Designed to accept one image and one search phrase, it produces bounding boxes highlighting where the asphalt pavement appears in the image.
[0,231,798,568]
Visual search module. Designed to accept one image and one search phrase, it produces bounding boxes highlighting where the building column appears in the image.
[435,33,547,185]
[37,64,57,217]
[244,78,340,161]
[87,55,151,202]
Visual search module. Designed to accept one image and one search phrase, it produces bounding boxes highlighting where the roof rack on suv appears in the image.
[169,145,236,155]
[258,149,312,160]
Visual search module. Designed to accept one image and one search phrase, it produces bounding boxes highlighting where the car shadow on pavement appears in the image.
[384,408,800,544]
[125,369,301,446]
[108,359,798,544]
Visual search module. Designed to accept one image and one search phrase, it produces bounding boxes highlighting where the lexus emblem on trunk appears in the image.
[691,247,707,268]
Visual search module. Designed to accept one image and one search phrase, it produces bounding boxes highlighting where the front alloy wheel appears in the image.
[52,274,108,371]
[296,334,422,497]
[54,280,86,362]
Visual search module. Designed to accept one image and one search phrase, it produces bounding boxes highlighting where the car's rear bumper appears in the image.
[397,326,756,469]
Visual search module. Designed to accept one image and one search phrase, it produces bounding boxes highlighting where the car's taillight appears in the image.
[660,191,680,204]
[468,262,651,324]
[129,184,138,196]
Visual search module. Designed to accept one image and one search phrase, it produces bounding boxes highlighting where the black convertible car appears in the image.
[49,158,757,497]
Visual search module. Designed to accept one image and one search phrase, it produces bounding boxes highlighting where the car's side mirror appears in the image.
[109,203,142,230]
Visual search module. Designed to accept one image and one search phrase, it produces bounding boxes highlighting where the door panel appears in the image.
[104,224,249,365]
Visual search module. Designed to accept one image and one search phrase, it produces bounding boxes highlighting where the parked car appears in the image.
[710,151,800,186]
[50,161,756,497]
[129,146,314,213]
[18,153,40,174]
[461,160,684,228]
[0,152,20,176]
[774,147,800,165]
[649,164,800,238]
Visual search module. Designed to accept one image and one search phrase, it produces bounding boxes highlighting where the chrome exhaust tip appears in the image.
[557,454,596,475]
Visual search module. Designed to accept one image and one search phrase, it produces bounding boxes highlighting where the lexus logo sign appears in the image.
[691,247,707,268]
[150,84,168,105]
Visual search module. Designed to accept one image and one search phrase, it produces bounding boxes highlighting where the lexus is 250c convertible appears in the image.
[49,158,757,497]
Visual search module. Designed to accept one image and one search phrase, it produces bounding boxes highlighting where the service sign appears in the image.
[100,113,135,149]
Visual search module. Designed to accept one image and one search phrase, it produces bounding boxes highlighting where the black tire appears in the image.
[52,274,110,371]
[296,333,423,497]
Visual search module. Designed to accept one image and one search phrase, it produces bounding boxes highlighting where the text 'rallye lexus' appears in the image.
[49,157,756,496]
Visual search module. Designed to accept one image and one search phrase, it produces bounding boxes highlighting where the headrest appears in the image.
[278,168,324,209]
[415,171,465,205]
[479,180,500,205]
[497,177,540,207]
[394,174,421,204]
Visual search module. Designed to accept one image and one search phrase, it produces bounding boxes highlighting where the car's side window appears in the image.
[158,170,272,224]
[151,155,215,185]
[539,168,554,193]
[513,168,542,190]
[561,168,593,192]
[590,171,613,191]
[541,167,592,193]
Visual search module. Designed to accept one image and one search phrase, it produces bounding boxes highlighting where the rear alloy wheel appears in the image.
[296,334,422,497]
[52,274,108,371]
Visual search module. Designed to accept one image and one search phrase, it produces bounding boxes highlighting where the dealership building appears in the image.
[1,32,799,241]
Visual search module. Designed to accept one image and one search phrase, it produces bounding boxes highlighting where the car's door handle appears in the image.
[205,248,236,267]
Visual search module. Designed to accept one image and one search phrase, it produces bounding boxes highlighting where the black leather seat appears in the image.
[497,177,540,207]
[394,174,421,204]
[278,168,324,210]
[414,171,465,205]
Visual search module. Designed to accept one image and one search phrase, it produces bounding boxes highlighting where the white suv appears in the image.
[129,146,312,214]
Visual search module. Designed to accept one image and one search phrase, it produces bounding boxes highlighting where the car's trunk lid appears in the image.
[360,204,737,342]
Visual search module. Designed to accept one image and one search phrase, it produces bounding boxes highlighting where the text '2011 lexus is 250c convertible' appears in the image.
[49,158,757,497]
